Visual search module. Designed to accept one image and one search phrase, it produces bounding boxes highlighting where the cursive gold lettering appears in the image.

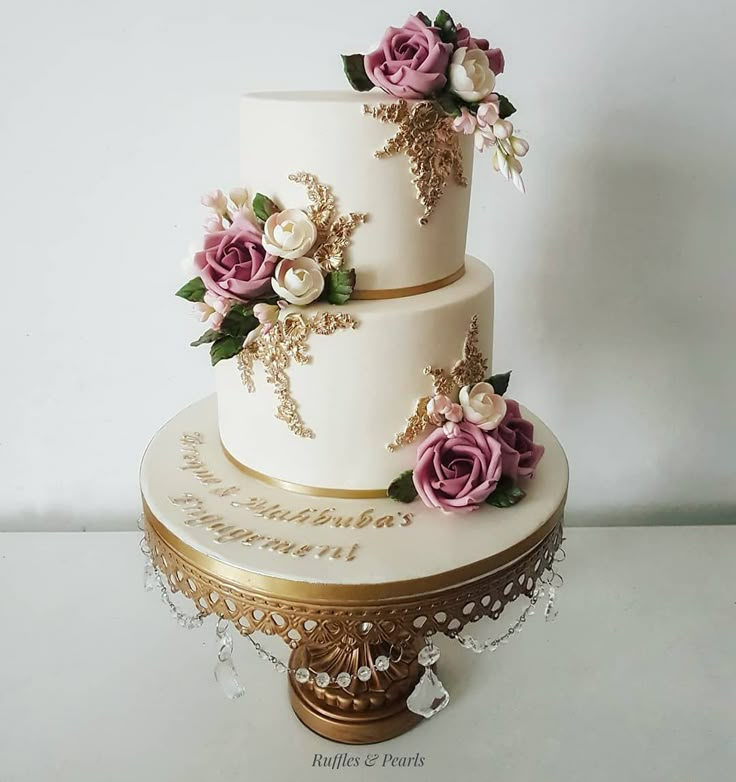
[233,496,407,532]
[211,485,241,497]
[311,509,336,526]
[353,509,375,528]
[287,508,318,524]
[167,493,360,561]
[260,537,295,555]
[213,527,249,544]
[345,543,360,562]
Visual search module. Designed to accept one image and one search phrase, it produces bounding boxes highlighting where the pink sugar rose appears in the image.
[490,399,545,480]
[194,213,277,303]
[364,15,452,99]
[455,24,505,75]
[413,422,503,513]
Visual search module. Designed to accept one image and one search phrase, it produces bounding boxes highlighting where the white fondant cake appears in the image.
[217,255,493,491]
[240,92,473,293]
[170,73,556,529]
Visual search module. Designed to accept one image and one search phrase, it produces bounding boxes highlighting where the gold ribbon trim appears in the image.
[221,441,389,499]
[142,495,566,602]
[351,265,465,300]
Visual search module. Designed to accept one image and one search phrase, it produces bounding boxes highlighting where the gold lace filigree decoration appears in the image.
[386,315,488,452]
[238,312,357,439]
[363,100,467,225]
[288,172,367,271]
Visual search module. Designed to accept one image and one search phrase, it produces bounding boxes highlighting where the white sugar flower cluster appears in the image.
[453,104,529,193]
[491,118,529,193]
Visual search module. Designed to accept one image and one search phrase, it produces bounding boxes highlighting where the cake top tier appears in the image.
[240,90,473,295]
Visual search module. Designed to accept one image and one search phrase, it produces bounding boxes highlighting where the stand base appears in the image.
[288,684,423,744]
[287,642,423,744]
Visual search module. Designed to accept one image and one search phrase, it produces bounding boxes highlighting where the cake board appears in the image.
[140,396,568,743]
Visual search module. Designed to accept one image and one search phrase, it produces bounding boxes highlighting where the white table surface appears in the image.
[1,526,734,782]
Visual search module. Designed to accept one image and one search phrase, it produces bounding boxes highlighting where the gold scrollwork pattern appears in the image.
[386,314,488,452]
[363,100,467,225]
[145,518,563,651]
[238,311,357,439]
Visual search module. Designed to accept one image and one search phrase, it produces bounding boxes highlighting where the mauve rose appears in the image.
[194,213,276,302]
[364,15,452,99]
[455,24,505,75]
[413,422,502,513]
[491,399,545,480]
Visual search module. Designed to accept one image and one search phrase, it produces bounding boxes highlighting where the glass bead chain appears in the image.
[139,531,207,630]
[140,514,565,690]
[244,631,401,689]
[138,524,401,690]
[451,560,565,653]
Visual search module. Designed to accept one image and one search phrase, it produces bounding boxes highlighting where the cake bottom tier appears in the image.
[140,395,567,593]
[215,255,494,494]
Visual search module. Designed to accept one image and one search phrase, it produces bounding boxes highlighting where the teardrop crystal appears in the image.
[214,657,245,700]
[143,562,156,592]
[406,667,450,719]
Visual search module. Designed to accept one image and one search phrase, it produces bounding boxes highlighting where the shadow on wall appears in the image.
[526,134,736,526]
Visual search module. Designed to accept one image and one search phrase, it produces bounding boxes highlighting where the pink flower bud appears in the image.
[443,421,461,437]
[446,403,464,423]
[201,189,228,213]
[453,108,477,135]
[253,302,280,327]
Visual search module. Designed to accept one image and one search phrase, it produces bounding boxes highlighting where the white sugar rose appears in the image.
[459,382,507,431]
[262,208,317,260]
[271,257,324,306]
[449,47,495,103]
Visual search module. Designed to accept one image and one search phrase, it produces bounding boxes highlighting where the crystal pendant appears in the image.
[143,562,156,592]
[217,632,234,659]
[417,642,440,667]
[407,668,450,718]
[545,585,559,622]
[214,657,245,700]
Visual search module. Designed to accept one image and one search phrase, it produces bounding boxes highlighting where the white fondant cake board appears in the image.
[140,396,568,591]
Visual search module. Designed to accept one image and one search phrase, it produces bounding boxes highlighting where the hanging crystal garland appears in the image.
[543,547,565,622]
[214,619,246,700]
[138,524,410,695]
[139,516,565,717]
[139,535,206,629]
[406,556,566,719]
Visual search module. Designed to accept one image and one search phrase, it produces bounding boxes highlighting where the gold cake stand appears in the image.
[143,498,564,744]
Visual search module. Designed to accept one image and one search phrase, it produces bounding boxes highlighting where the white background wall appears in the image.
[1,0,734,531]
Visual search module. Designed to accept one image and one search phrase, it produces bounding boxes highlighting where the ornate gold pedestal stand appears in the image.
[144,506,563,744]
